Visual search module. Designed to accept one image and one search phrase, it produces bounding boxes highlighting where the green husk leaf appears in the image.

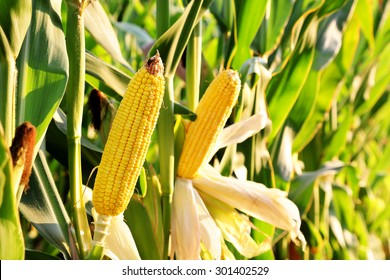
[0,127,24,260]
[124,197,163,260]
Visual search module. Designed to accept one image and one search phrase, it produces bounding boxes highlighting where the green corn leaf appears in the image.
[271,124,295,184]
[0,27,16,146]
[45,109,102,184]
[355,45,390,115]
[251,219,275,260]
[274,1,355,150]
[374,1,390,56]
[19,150,72,259]
[209,0,234,33]
[84,0,133,71]
[229,0,267,69]
[276,0,324,67]
[323,109,352,161]
[114,22,154,49]
[313,0,356,70]
[254,0,295,57]
[267,19,317,143]
[331,184,355,231]
[150,0,213,76]
[0,127,24,260]
[355,0,375,51]
[289,71,319,135]
[289,161,344,212]
[338,9,360,73]
[15,0,68,154]
[305,218,325,258]
[369,205,390,233]
[173,102,197,121]
[85,51,130,100]
[0,0,32,145]
[0,0,32,57]
[317,0,349,18]
[124,197,163,260]
[353,212,369,259]
[292,61,343,153]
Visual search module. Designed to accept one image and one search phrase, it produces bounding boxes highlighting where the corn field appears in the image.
[1,0,389,260]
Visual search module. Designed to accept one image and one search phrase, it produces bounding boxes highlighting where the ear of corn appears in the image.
[92,52,165,217]
[10,122,36,189]
[178,69,241,179]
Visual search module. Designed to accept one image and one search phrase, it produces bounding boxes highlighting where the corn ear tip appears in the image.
[146,50,164,76]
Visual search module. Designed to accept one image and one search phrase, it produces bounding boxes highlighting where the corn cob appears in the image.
[92,52,165,217]
[178,69,241,179]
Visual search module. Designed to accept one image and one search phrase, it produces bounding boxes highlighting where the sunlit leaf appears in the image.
[114,21,154,48]
[254,0,294,56]
[323,109,352,161]
[0,0,32,57]
[355,0,375,50]
[84,0,133,71]
[267,19,317,142]
[331,184,355,231]
[229,0,267,69]
[16,0,68,154]
[289,71,319,134]
[86,51,130,100]
[277,0,323,65]
[0,128,24,260]
[317,0,349,18]
[355,45,390,115]
[292,61,343,153]
[150,0,213,76]
[124,197,163,260]
[313,0,355,70]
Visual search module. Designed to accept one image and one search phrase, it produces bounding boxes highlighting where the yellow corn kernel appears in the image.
[178,69,241,179]
[92,52,165,216]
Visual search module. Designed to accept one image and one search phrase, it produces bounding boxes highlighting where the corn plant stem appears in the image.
[0,52,16,147]
[65,1,92,259]
[186,21,202,111]
[156,0,172,259]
